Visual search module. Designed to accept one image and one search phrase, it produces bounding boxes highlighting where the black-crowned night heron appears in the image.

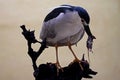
[40,5,96,70]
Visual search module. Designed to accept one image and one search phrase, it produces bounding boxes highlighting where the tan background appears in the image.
[0,0,120,80]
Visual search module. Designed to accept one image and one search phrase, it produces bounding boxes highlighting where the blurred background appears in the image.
[0,0,120,80]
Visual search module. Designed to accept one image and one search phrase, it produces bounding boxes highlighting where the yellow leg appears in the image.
[55,44,63,74]
[55,44,61,68]
[68,42,79,61]
[68,42,83,70]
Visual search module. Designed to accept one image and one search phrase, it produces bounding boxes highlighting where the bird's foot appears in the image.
[72,58,84,70]
[54,62,63,75]
[73,58,81,62]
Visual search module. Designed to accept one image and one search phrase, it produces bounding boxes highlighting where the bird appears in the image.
[40,5,96,71]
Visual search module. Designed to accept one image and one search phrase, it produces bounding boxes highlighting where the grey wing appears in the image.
[40,22,56,40]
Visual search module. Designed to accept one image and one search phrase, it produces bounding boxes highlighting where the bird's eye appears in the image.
[81,19,84,22]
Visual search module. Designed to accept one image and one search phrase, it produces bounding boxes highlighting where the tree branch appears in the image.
[20,25,97,80]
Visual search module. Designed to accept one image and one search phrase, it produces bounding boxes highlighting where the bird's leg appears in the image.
[55,44,63,75]
[55,44,60,68]
[68,42,83,70]
[68,45,79,61]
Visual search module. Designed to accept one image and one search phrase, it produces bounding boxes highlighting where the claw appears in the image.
[54,62,63,76]
[72,59,84,70]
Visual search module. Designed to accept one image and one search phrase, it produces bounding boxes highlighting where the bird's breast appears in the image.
[40,11,85,46]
